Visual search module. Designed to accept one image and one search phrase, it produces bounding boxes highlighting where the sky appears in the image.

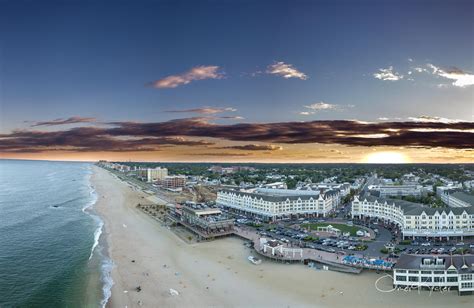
[0,0,473,163]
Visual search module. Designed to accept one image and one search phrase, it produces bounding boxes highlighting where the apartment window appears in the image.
[396,275,407,282]
[447,277,458,282]
[433,271,444,275]
[421,271,431,274]
[461,282,473,289]
[408,270,418,274]
[461,274,473,281]
[434,277,445,283]
[409,276,419,282]
[421,277,432,283]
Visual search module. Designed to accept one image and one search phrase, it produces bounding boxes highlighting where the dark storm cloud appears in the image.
[0,127,213,153]
[1,118,473,153]
[29,116,97,127]
[219,144,283,151]
[163,107,236,114]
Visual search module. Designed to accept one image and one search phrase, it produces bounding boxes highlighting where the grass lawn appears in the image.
[301,223,361,236]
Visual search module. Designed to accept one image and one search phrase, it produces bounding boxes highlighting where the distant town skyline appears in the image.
[1,0,473,163]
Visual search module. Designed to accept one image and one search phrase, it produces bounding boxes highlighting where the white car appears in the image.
[421,242,431,246]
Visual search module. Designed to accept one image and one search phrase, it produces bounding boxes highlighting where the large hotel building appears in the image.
[351,195,474,239]
[216,188,340,221]
[137,167,168,183]
[393,255,474,295]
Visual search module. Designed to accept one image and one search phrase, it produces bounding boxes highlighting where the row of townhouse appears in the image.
[216,188,340,221]
[351,195,474,239]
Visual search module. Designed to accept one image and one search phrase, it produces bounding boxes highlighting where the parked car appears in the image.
[421,242,431,247]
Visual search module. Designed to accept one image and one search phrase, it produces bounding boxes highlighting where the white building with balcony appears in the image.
[393,255,474,296]
[351,195,474,239]
[217,188,339,221]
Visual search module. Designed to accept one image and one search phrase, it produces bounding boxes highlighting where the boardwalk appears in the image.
[234,227,362,274]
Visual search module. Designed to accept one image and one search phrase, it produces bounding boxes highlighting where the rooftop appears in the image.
[219,188,338,202]
[357,195,474,215]
[394,254,474,273]
[450,191,474,206]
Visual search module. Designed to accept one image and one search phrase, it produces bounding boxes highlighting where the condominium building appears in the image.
[351,195,474,239]
[158,175,186,190]
[217,188,339,220]
[137,167,168,183]
[393,255,474,296]
[438,188,474,208]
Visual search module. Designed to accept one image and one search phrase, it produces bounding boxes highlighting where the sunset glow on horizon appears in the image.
[0,0,472,163]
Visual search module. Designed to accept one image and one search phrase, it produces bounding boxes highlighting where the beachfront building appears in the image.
[137,167,168,183]
[393,255,474,296]
[259,238,303,258]
[99,161,131,172]
[351,195,474,239]
[216,188,339,221]
[167,202,234,239]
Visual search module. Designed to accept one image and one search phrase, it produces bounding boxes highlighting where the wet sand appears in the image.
[92,166,473,308]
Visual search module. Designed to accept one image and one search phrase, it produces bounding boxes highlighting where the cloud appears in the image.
[2,118,473,153]
[427,64,474,88]
[30,116,96,127]
[266,61,308,80]
[413,67,428,73]
[219,144,283,151]
[408,115,464,124]
[373,66,403,81]
[218,116,244,120]
[0,128,213,153]
[164,107,236,114]
[300,102,353,115]
[148,65,224,89]
[305,102,338,111]
[189,152,251,157]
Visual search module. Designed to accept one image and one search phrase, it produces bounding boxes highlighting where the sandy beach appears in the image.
[91,166,473,308]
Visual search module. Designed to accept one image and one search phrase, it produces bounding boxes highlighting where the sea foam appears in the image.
[84,167,114,308]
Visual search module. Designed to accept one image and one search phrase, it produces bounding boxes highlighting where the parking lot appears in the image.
[227,208,474,260]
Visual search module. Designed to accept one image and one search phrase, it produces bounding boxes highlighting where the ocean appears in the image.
[0,160,112,307]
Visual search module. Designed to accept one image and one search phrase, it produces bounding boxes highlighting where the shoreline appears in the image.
[90,166,473,308]
[83,167,113,308]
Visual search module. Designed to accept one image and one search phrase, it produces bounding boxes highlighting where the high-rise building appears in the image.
[137,167,168,182]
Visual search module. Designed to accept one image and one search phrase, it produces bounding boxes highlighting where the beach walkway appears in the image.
[233,227,362,274]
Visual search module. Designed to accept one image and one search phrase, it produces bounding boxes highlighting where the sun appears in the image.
[364,151,410,164]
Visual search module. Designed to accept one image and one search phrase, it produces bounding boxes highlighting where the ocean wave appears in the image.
[99,257,114,308]
[83,165,114,308]
[88,216,103,260]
